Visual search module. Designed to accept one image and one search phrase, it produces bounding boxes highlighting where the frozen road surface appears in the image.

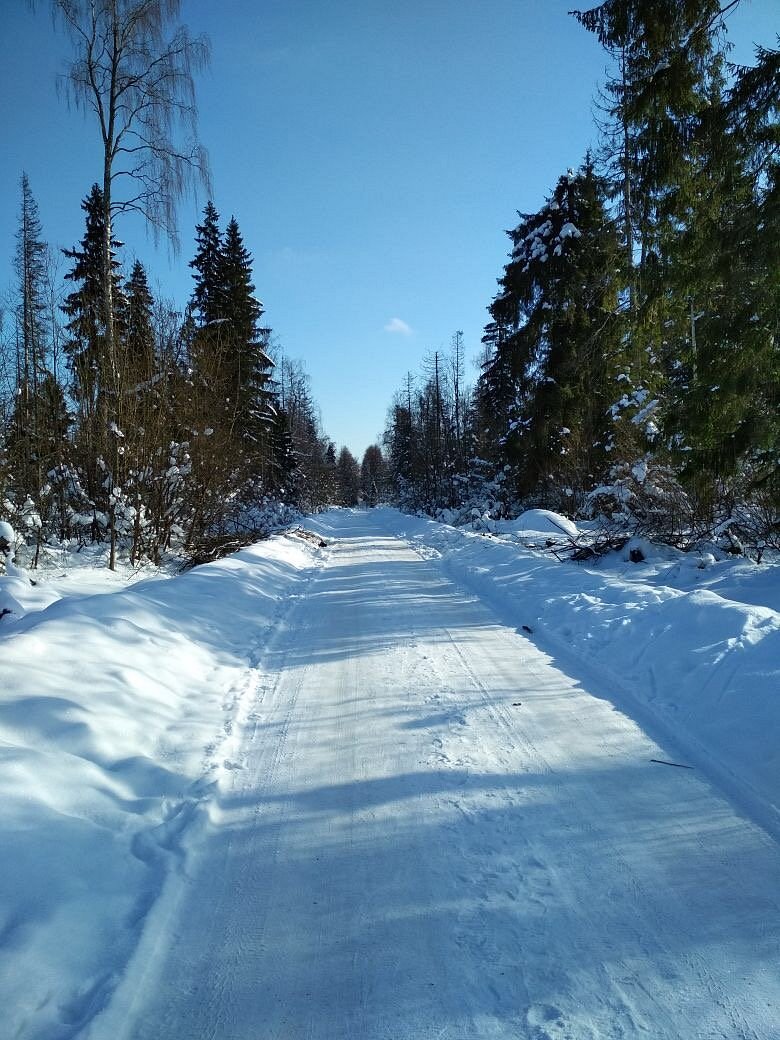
[89,512,780,1040]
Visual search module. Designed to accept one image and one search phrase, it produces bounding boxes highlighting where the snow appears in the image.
[0,519,15,546]
[383,509,780,835]
[558,221,581,239]
[1,509,780,1038]
[498,508,580,542]
[631,397,660,425]
[0,534,321,1038]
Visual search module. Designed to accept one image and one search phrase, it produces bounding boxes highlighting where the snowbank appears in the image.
[0,533,320,1039]
[378,508,780,832]
[496,508,580,542]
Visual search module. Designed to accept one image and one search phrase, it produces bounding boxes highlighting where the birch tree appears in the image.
[49,0,210,565]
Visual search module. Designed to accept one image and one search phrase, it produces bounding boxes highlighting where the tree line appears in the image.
[0,0,374,569]
[0,175,352,566]
[384,0,778,555]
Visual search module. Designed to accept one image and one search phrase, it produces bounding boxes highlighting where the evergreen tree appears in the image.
[323,441,339,505]
[574,5,776,508]
[361,445,386,506]
[189,201,223,326]
[124,260,156,389]
[709,41,780,491]
[571,0,734,389]
[488,162,625,505]
[473,319,516,473]
[184,207,290,540]
[49,0,210,437]
[336,447,360,506]
[269,407,297,493]
[9,174,53,498]
[189,209,277,473]
[62,183,124,504]
[659,72,771,490]
[217,217,273,445]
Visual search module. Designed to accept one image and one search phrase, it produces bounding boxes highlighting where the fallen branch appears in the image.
[290,528,328,548]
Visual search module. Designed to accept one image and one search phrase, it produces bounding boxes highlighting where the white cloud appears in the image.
[384,317,414,336]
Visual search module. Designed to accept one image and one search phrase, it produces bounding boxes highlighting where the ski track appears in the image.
[87,512,780,1040]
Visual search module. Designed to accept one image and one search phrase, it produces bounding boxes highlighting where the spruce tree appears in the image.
[473,319,517,474]
[487,162,625,505]
[667,40,780,505]
[217,216,276,472]
[571,0,734,385]
[323,442,339,504]
[361,445,385,506]
[336,447,360,506]
[9,174,52,500]
[189,201,223,326]
[124,260,156,389]
[62,184,124,509]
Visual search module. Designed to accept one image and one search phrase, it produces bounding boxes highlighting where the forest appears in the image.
[382,1,779,558]
[1,0,778,570]
[1,1,383,569]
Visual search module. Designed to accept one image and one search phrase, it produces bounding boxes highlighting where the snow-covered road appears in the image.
[88,511,780,1040]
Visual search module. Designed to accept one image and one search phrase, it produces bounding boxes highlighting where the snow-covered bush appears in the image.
[433,460,511,530]
[0,518,15,575]
[583,459,698,548]
[581,456,779,561]
[710,472,780,563]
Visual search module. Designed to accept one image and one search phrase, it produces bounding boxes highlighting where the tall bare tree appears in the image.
[48,0,211,565]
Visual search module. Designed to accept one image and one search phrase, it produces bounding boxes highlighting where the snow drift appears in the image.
[0,534,319,1039]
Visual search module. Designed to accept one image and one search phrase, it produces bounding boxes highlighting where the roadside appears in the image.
[0,531,324,1040]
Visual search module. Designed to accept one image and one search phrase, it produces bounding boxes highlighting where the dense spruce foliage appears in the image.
[384,2,778,555]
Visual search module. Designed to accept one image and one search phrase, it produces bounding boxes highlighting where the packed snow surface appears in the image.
[1,509,779,1039]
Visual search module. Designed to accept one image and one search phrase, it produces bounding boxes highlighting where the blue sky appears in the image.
[1,1,776,456]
